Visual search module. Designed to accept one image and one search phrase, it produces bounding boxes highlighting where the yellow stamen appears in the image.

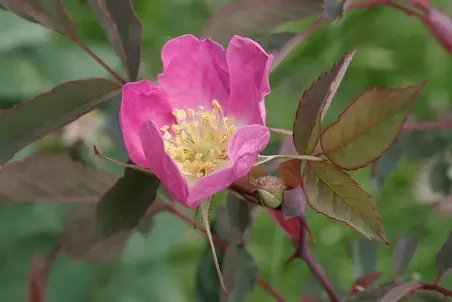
[160,100,236,178]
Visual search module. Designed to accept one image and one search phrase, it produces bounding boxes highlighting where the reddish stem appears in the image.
[402,120,452,132]
[156,200,285,301]
[420,283,452,296]
[349,0,424,18]
[297,215,340,302]
[75,40,127,85]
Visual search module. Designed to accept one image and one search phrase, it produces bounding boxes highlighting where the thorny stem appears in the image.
[296,205,340,302]
[157,199,285,302]
[75,40,127,85]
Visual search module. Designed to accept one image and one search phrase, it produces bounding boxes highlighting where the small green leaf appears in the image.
[436,232,452,282]
[293,51,355,155]
[221,246,259,302]
[303,161,388,243]
[0,78,120,165]
[97,166,160,237]
[202,0,323,44]
[321,82,426,170]
[381,281,421,302]
[393,234,419,278]
[0,155,117,203]
[87,0,142,81]
[0,0,79,40]
[226,193,252,245]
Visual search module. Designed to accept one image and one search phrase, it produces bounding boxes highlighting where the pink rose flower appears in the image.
[120,34,272,208]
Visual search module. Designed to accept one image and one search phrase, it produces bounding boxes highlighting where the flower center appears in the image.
[160,100,236,178]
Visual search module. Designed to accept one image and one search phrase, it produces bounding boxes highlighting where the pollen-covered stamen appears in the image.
[160,100,236,178]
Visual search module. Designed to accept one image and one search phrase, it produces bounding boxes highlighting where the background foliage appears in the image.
[1,0,452,301]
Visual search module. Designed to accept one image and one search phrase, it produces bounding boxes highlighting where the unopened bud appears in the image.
[250,176,285,208]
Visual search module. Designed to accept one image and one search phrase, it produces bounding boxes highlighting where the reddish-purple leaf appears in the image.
[348,271,383,297]
[61,204,131,262]
[393,235,419,278]
[0,78,120,164]
[282,187,307,219]
[202,0,323,44]
[436,232,452,282]
[0,155,117,203]
[303,161,388,243]
[321,82,426,170]
[267,209,302,243]
[293,51,355,155]
[381,281,421,302]
[87,0,142,81]
[436,197,452,216]
[0,0,78,39]
[424,8,452,53]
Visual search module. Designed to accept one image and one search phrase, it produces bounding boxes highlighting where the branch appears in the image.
[349,0,425,18]
[420,283,452,297]
[402,120,452,132]
[154,199,285,302]
[297,215,340,302]
[74,40,127,85]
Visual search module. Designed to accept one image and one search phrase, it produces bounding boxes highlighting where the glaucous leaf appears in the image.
[293,51,355,155]
[87,0,142,81]
[220,245,259,302]
[321,82,426,170]
[381,281,421,302]
[0,0,78,40]
[97,165,160,237]
[0,155,117,203]
[202,0,323,44]
[393,234,419,277]
[303,161,388,243]
[436,232,452,282]
[323,0,351,20]
[0,78,121,165]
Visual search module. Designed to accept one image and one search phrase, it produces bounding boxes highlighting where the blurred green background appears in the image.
[1,0,452,301]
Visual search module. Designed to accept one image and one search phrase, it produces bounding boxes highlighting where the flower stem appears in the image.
[157,199,285,301]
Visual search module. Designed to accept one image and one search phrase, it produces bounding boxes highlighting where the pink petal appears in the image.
[139,120,189,203]
[225,35,273,125]
[186,124,270,205]
[158,34,230,110]
[120,80,176,167]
